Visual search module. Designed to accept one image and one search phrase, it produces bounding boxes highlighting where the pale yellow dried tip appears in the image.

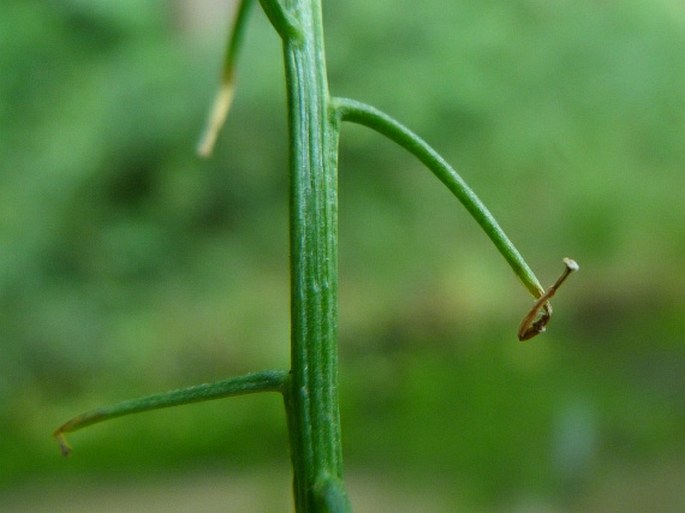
[54,430,72,457]
[197,79,236,158]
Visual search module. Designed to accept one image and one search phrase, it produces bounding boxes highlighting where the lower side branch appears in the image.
[54,369,288,456]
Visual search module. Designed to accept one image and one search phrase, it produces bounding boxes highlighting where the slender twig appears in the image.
[53,370,287,456]
[197,0,256,157]
[333,97,546,299]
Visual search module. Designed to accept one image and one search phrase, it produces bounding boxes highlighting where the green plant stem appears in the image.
[53,369,287,456]
[52,3,561,512]
[197,0,256,157]
[279,1,349,511]
[224,0,257,70]
[333,97,545,299]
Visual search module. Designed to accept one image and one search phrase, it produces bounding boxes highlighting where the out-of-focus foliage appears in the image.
[1,0,684,510]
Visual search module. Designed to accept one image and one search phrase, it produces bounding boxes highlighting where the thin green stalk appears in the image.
[197,0,256,157]
[333,97,545,300]
[53,369,287,456]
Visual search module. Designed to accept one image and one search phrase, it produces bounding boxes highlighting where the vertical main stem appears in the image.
[282,1,346,511]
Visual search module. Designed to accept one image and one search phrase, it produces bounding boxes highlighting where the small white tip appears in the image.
[563,258,579,271]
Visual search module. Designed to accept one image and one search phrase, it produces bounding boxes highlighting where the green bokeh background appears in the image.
[1,0,684,511]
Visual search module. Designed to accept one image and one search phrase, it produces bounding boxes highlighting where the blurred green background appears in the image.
[1,0,684,511]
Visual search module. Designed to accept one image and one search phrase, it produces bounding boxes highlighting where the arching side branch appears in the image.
[332,98,578,340]
[333,97,544,298]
